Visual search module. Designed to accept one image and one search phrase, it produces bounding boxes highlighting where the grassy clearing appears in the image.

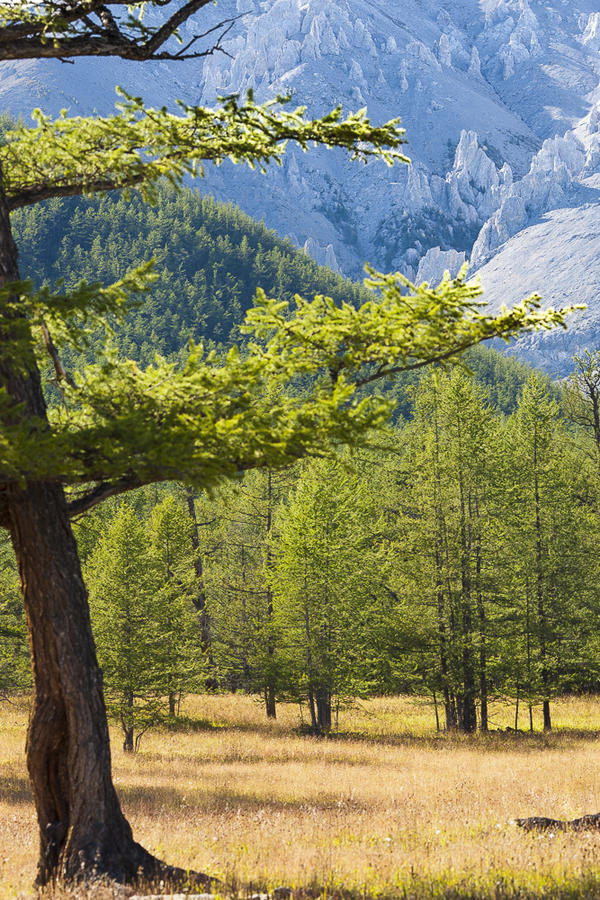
[4,695,600,898]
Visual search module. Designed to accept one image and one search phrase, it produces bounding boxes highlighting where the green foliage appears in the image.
[204,467,286,694]
[271,457,383,731]
[3,92,408,211]
[86,502,203,749]
[0,17,578,731]
[11,187,374,360]
[1,260,568,494]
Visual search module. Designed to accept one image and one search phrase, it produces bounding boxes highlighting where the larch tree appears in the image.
[206,465,292,715]
[399,372,499,732]
[0,0,571,889]
[272,457,381,733]
[504,375,570,731]
[148,494,204,716]
[86,504,167,753]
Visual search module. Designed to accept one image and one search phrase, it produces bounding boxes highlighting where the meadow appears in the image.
[4,695,600,898]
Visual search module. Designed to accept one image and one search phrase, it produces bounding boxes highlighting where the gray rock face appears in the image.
[5,0,600,370]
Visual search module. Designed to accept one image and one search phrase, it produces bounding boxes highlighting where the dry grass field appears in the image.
[4,695,600,898]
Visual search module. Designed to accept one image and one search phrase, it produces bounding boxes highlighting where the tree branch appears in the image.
[0,0,239,61]
[7,175,145,210]
[40,322,77,390]
[66,476,143,517]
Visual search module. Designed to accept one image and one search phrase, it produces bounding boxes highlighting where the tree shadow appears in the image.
[118,782,370,816]
[316,727,600,753]
[0,772,32,805]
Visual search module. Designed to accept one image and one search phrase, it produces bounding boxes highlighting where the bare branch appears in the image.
[40,322,77,390]
[0,0,241,61]
[66,476,143,517]
[7,175,145,210]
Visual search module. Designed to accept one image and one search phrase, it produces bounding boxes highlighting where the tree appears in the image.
[563,350,600,472]
[87,505,169,751]
[272,457,381,733]
[0,1,570,888]
[503,375,574,731]
[206,466,292,715]
[397,372,500,732]
[148,495,204,716]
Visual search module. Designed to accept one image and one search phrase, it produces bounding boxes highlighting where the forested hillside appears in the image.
[11,185,539,415]
[11,187,370,360]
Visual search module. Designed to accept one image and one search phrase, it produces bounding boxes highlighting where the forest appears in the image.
[2,189,598,750]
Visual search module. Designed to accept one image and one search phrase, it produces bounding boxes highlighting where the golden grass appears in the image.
[4,694,600,898]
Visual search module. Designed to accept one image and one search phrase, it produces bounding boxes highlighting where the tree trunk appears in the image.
[432,399,457,732]
[543,699,552,732]
[533,429,552,732]
[264,685,277,719]
[9,481,165,884]
[474,507,488,733]
[185,487,217,690]
[0,184,209,889]
[307,687,317,732]
[315,687,332,733]
[264,470,277,720]
[123,726,134,754]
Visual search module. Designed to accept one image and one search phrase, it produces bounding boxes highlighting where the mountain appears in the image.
[4,0,600,371]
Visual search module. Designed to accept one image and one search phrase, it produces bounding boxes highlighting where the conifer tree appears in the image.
[503,375,576,730]
[399,372,499,731]
[87,506,168,751]
[148,495,204,715]
[207,466,292,715]
[272,458,381,733]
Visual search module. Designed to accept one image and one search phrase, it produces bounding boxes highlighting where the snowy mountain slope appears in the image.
[477,203,600,375]
[4,0,600,367]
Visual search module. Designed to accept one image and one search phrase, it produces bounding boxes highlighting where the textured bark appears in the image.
[315,688,332,734]
[0,180,210,889]
[264,470,277,720]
